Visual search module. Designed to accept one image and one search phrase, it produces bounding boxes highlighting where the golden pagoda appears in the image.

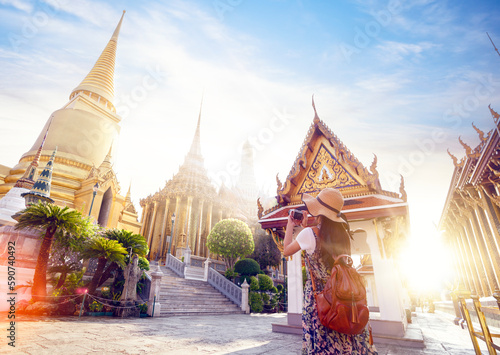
[0,11,140,233]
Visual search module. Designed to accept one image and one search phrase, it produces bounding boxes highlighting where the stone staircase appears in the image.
[158,266,243,317]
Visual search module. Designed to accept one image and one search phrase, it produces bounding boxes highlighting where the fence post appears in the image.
[148,264,164,317]
[204,258,211,281]
[241,279,250,314]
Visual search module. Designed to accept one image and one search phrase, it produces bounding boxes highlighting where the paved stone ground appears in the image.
[0,310,494,354]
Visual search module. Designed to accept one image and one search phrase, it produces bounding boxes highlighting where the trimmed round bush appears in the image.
[258,274,274,292]
[234,258,261,276]
[250,276,259,291]
[249,292,263,313]
[270,286,278,294]
[276,284,283,292]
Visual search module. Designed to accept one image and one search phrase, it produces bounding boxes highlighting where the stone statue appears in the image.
[120,255,142,301]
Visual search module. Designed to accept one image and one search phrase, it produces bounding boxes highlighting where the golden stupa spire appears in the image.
[70,10,126,107]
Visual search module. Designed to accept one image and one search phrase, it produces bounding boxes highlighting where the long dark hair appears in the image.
[318,216,351,269]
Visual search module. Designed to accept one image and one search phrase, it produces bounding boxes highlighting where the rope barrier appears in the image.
[85,294,143,310]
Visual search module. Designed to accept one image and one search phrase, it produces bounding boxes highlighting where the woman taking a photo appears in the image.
[283,187,377,355]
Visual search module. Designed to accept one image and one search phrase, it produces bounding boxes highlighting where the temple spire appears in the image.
[70,10,126,106]
[188,96,203,158]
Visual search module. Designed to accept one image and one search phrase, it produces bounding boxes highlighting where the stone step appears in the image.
[159,310,245,317]
[160,299,236,305]
[154,265,242,317]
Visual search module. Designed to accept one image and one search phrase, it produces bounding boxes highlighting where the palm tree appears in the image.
[97,229,149,287]
[15,202,90,301]
[82,236,127,295]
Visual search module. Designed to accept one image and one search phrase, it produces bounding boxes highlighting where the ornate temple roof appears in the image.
[440,106,500,227]
[70,10,125,110]
[259,98,407,229]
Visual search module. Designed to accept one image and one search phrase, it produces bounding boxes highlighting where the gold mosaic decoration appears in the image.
[298,144,360,194]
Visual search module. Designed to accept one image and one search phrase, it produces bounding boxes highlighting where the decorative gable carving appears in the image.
[298,143,361,194]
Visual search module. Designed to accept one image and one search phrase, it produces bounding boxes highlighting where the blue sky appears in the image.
[1,0,500,282]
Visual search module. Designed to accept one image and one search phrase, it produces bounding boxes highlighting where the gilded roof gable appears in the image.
[277,112,380,205]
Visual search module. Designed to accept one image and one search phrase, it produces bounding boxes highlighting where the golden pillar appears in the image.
[478,186,500,267]
[140,203,150,236]
[195,199,204,256]
[204,202,213,258]
[447,222,474,291]
[462,219,490,296]
[147,200,159,257]
[185,196,194,249]
[452,209,487,295]
[173,196,181,252]
[159,198,171,259]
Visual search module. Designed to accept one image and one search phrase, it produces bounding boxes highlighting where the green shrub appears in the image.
[276,284,283,292]
[270,286,278,294]
[249,292,263,313]
[250,276,259,291]
[262,293,270,304]
[234,258,261,276]
[258,274,274,292]
[224,268,239,280]
[138,256,150,271]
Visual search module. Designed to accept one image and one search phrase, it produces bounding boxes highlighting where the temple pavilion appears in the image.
[258,100,411,340]
[0,12,140,233]
[439,105,500,298]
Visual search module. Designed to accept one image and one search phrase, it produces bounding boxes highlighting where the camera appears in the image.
[290,209,303,221]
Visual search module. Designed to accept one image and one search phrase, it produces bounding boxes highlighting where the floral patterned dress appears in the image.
[302,232,377,355]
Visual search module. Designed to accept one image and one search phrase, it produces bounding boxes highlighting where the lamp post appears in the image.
[88,182,99,216]
[167,213,176,255]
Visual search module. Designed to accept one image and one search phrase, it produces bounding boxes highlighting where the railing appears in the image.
[455,290,500,355]
[207,267,242,306]
[137,272,151,303]
[166,254,185,278]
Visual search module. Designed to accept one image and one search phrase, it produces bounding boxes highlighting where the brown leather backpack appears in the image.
[307,253,369,335]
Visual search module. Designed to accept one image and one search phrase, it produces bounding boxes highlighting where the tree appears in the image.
[250,231,282,271]
[96,229,149,287]
[15,202,92,301]
[82,236,127,295]
[207,218,254,270]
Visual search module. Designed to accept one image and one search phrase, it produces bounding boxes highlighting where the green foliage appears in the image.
[15,201,94,300]
[207,219,254,269]
[224,268,239,280]
[103,229,149,258]
[258,274,274,292]
[234,258,260,276]
[89,300,103,312]
[249,276,259,291]
[138,302,148,314]
[262,293,270,303]
[101,286,111,299]
[82,237,127,267]
[249,292,263,313]
[138,256,150,271]
[271,286,278,294]
[250,231,282,270]
[276,284,284,292]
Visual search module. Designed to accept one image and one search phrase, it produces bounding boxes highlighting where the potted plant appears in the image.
[138,302,148,317]
[87,300,104,316]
